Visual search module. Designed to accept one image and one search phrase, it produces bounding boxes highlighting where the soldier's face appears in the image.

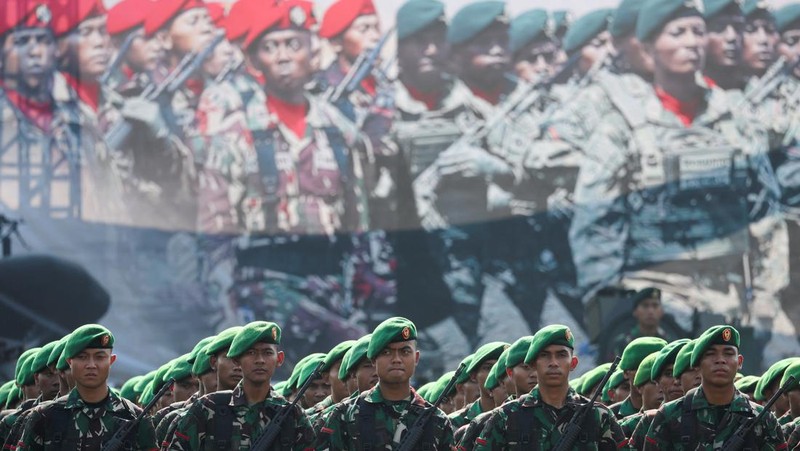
[341,14,381,61]
[614,378,631,401]
[633,298,664,328]
[787,389,800,418]
[612,33,654,78]
[502,370,515,398]
[472,359,496,396]
[250,29,315,97]
[34,365,61,401]
[509,362,537,395]
[202,37,234,79]
[742,15,779,73]
[211,351,243,390]
[462,379,480,404]
[698,344,742,387]
[649,16,707,77]
[199,371,217,394]
[354,358,378,392]
[454,21,509,89]
[302,376,331,408]
[779,25,800,76]
[1,28,56,90]
[639,381,664,410]
[513,37,559,83]
[678,367,702,391]
[657,364,684,401]
[706,12,744,68]
[67,348,116,390]
[438,393,455,414]
[373,341,419,384]
[235,343,284,386]
[489,379,508,407]
[397,22,448,92]
[166,7,214,55]
[579,31,612,75]
[173,376,199,402]
[766,384,790,418]
[59,15,111,81]
[119,28,159,73]
[532,345,577,389]
[328,360,349,401]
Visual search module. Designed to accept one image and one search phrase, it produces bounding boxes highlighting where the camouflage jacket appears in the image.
[619,411,644,439]
[317,384,455,450]
[154,395,198,447]
[305,395,333,424]
[0,397,37,445]
[473,387,626,450]
[643,386,786,450]
[610,397,639,420]
[449,400,484,429]
[788,418,800,449]
[783,416,800,440]
[456,409,496,451]
[309,391,360,434]
[627,409,658,450]
[166,384,314,450]
[17,388,157,450]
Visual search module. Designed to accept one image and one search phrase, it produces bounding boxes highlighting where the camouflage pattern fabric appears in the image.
[610,396,639,420]
[305,395,334,424]
[0,398,37,446]
[788,418,800,449]
[456,410,496,451]
[619,411,644,440]
[448,399,484,429]
[627,409,658,450]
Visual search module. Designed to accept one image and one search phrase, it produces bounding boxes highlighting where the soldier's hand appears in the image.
[120,97,168,139]
[436,144,511,179]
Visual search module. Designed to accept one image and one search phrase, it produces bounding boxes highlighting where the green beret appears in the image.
[505,336,534,368]
[580,363,613,395]
[63,324,114,360]
[651,339,691,381]
[48,336,69,368]
[671,341,696,378]
[417,382,436,402]
[273,381,291,397]
[637,0,704,42]
[227,321,281,358]
[429,371,457,403]
[5,386,22,409]
[778,4,800,32]
[323,340,357,373]
[153,360,177,392]
[167,354,194,382]
[569,375,585,392]
[754,357,800,401]
[735,374,760,393]
[296,354,326,389]
[563,9,612,54]
[484,368,501,391]
[367,317,417,360]
[690,325,740,368]
[782,359,800,392]
[139,380,156,406]
[620,337,667,371]
[742,0,773,18]
[553,10,572,33]
[611,0,646,38]
[187,336,216,365]
[134,371,156,397]
[397,0,446,41]
[633,352,661,387]
[56,339,72,371]
[485,352,510,391]
[30,341,60,375]
[466,342,510,375]
[704,0,743,20]
[631,287,661,308]
[0,381,14,408]
[510,9,551,55]
[602,369,626,403]
[339,334,372,380]
[205,327,243,356]
[447,1,507,45]
[525,324,575,364]
[288,353,326,390]
[119,376,144,402]
[456,355,475,384]
[15,348,40,387]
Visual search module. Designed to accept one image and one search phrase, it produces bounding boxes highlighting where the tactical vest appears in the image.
[679,390,758,450]
[393,118,464,180]
[350,397,438,450]
[203,392,293,451]
[42,403,138,451]
[598,75,752,267]
[505,401,600,451]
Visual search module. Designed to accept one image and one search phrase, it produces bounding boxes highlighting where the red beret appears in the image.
[319,0,376,39]
[243,0,315,50]
[50,0,106,38]
[143,0,205,37]
[107,0,155,36]
[1,0,53,37]
[206,2,225,28]
[224,0,263,42]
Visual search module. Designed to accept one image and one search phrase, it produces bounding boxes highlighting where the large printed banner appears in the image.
[1,0,800,381]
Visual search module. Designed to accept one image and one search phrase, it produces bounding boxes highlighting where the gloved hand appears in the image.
[120,97,168,139]
[436,143,512,179]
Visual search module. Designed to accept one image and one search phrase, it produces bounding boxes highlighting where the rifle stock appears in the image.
[101,378,175,451]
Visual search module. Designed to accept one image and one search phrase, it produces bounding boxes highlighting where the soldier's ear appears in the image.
[505,368,513,378]
[276,351,285,367]
[737,354,743,370]
[569,356,578,372]
[109,354,117,366]
[309,36,321,72]
[209,355,218,371]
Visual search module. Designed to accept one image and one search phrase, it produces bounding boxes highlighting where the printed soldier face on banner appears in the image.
[742,13,779,74]
[165,7,214,56]
[202,37,234,79]
[114,27,159,73]
[67,348,116,390]
[1,27,56,92]
[632,298,664,329]
[579,30,612,75]
[452,21,510,91]
[250,29,316,98]
[648,16,707,77]
[699,344,742,388]
[397,22,448,92]
[706,9,744,68]
[513,36,559,82]
[58,15,110,81]
[340,14,381,62]
[612,32,654,78]
[779,24,800,76]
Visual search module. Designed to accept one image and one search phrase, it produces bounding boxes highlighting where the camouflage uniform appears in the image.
[317,384,455,450]
[449,399,484,429]
[17,388,157,450]
[166,385,314,450]
[627,409,658,450]
[305,395,333,424]
[473,387,626,450]
[643,386,786,450]
[0,397,37,445]
[788,419,800,449]
[456,409,497,451]
[783,416,800,439]
[610,396,638,420]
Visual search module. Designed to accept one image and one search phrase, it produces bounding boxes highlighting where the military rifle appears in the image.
[249,361,325,451]
[552,356,620,451]
[396,363,466,451]
[99,31,138,86]
[327,27,395,104]
[101,378,175,451]
[718,375,797,450]
[738,56,800,107]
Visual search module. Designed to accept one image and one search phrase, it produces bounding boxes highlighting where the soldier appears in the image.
[579,363,614,402]
[51,336,75,397]
[609,0,654,80]
[473,324,626,450]
[653,339,692,403]
[103,0,159,96]
[284,353,326,402]
[755,358,800,424]
[167,321,316,450]
[448,341,509,429]
[777,4,800,75]
[602,369,630,406]
[205,327,244,392]
[610,337,667,420]
[0,345,49,445]
[502,336,536,399]
[703,0,746,90]
[609,288,675,360]
[150,355,198,431]
[509,9,558,84]
[293,354,330,409]
[618,352,664,440]
[306,340,355,423]
[673,341,702,395]
[318,317,455,450]
[643,325,786,450]
[780,361,800,438]
[734,374,759,401]
[18,324,157,450]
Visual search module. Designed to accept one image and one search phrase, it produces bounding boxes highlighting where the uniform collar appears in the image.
[686,386,755,415]
[229,382,282,407]
[64,387,119,412]
[520,387,582,408]
[363,383,425,406]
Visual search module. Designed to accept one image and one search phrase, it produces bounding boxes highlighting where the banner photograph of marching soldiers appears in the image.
[3,0,800,448]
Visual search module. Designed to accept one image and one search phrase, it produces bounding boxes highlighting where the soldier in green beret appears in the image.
[652,339,691,403]
[581,362,614,399]
[776,361,800,438]
[703,0,746,90]
[306,340,355,423]
[454,357,513,451]
[563,9,614,80]
[609,288,675,361]
[643,325,787,450]
[672,340,701,394]
[318,317,455,450]
[474,324,625,450]
[618,351,664,443]
[452,355,479,411]
[777,3,800,78]
[610,0,655,79]
[602,369,630,406]
[430,371,458,415]
[294,354,330,409]
[205,326,244,392]
[449,342,509,429]
[49,335,74,398]
[167,321,315,450]
[509,9,559,83]
[610,337,667,420]
[734,374,760,401]
[756,358,800,424]
[18,324,157,450]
